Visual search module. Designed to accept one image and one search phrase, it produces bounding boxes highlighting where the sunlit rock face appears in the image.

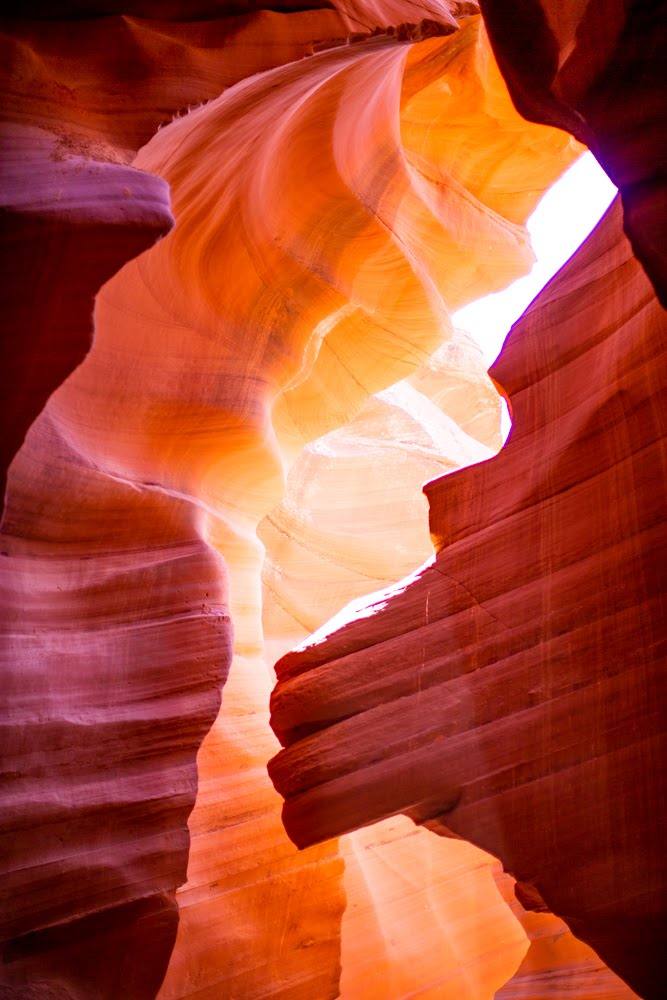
[6,1,468,497]
[1,3,661,1000]
[259,330,532,1000]
[1,1,379,496]
[340,822,528,999]
[261,336,496,647]
[140,14,577,996]
[270,195,667,999]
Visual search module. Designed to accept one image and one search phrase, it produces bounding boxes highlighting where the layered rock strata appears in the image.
[1,2,652,998]
[261,343,495,647]
[259,331,532,999]
[0,124,173,499]
[494,874,639,1000]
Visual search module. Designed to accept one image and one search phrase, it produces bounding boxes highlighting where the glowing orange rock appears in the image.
[2,5,613,998]
[260,326,531,999]
[150,19,576,994]
[0,3,357,495]
[340,821,528,999]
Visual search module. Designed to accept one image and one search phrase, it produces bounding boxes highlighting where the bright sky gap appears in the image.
[454,151,618,438]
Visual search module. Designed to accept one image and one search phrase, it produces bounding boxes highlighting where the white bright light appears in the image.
[454,151,617,370]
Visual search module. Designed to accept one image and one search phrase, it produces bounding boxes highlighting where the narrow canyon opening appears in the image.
[158,147,630,999]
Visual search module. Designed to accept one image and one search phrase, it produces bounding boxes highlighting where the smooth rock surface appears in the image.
[0,123,173,500]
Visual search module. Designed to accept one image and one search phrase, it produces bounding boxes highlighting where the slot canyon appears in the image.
[0,2,664,999]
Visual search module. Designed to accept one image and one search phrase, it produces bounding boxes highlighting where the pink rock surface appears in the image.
[0,415,231,996]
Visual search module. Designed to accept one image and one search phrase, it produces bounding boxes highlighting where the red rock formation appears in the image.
[270,197,667,998]
[146,17,577,995]
[259,332,533,999]
[0,401,233,994]
[2,1,471,499]
[0,7,553,995]
[2,2,662,998]
[2,5,359,994]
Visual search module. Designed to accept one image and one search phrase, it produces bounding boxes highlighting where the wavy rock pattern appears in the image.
[0,425,231,997]
[0,123,173,499]
[270,196,667,998]
[1,2,654,999]
[340,822,528,999]
[147,17,576,997]
[260,330,534,999]
[5,1,470,496]
[261,361,494,645]
[0,3,364,493]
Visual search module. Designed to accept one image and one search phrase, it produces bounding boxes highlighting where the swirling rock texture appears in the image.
[0,0,355,496]
[261,328,637,1000]
[270,5,666,996]
[261,334,496,648]
[0,123,174,500]
[0,3,662,1000]
[259,335,525,1000]
[148,14,582,998]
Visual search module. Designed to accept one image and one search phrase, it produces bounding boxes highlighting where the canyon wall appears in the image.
[1,2,662,998]
[270,195,666,998]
